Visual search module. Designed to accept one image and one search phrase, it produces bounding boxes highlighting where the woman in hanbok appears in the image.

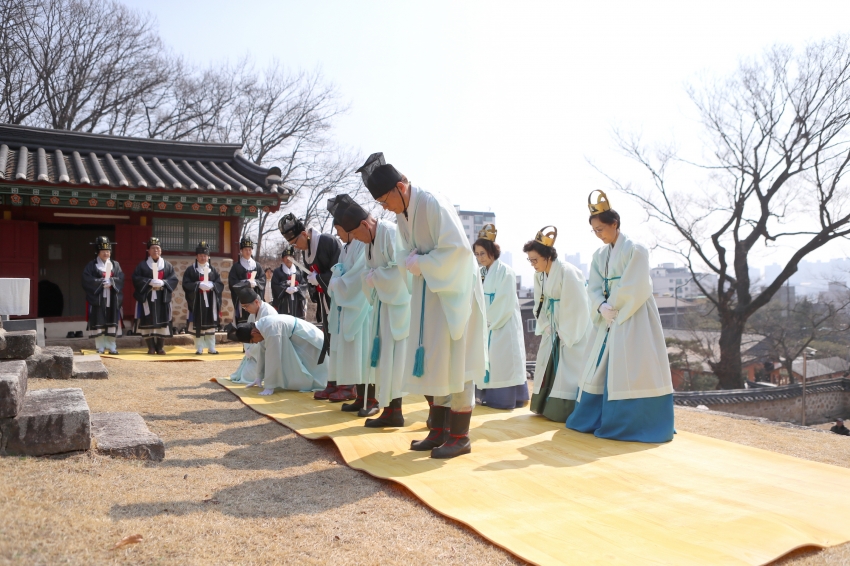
[81,236,124,354]
[473,224,528,409]
[522,226,591,423]
[566,191,674,442]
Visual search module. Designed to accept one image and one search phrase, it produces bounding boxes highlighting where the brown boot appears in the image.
[155,337,166,355]
[431,411,472,459]
[145,337,156,355]
[329,385,357,402]
[411,405,449,451]
[314,381,338,400]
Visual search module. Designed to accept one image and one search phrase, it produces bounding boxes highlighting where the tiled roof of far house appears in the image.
[0,123,291,199]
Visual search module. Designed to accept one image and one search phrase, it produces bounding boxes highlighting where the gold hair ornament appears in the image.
[534,225,557,247]
[588,190,611,216]
[477,223,497,242]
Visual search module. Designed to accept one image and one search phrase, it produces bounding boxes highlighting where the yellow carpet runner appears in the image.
[82,345,245,361]
[215,379,850,566]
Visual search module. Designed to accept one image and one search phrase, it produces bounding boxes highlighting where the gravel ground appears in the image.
[1,358,848,565]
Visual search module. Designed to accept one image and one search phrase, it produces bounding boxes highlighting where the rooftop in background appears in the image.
[0,123,291,201]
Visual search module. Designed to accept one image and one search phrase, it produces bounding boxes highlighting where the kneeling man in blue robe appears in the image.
[230,314,328,396]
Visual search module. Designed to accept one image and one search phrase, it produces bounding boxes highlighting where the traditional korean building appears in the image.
[0,123,292,333]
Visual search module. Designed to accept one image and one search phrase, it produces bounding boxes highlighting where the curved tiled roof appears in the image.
[674,377,850,406]
[0,124,292,200]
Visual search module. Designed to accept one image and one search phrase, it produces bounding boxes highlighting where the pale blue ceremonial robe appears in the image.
[229,301,276,384]
[474,259,528,409]
[567,233,675,442]
[327,239,372,387]
[255,314,328,392]
[396,185,488,398]
[363,220,412,406]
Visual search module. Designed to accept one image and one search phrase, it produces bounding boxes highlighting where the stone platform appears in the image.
[91,412,164,461]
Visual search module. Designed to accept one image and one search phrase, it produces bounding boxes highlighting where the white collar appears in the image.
[280,263,294,275]
[305,227,322,264]
[240,256,256,271]
[96,257,113,272]
[146,257,164,270]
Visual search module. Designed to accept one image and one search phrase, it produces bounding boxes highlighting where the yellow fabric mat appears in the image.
[215,379,850,566]
[81,345,245,361]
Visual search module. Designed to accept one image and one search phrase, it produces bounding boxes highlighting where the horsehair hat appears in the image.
[477,223,497,242]
[233,281,260,304]
[588,190,612,216]
[224,322,239,342]
[534,226,558,247]
[233,322,256,343]
[279,213,306,241]
[91,236,115,251]
[195,240,210,254]
[239,237,254,249]
[281,245,296,258]
[356,152,403,200]
[328,194,368,232]
[145,236,161,249]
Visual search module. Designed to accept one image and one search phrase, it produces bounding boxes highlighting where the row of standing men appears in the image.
[225,152,675,460]
[81,237,310,355]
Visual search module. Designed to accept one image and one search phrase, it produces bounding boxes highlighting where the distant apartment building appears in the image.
[651,264,717,298]
[563,252,588,279]
[455,206,496,247]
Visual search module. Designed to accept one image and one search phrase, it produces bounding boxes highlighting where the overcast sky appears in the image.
[125,0,850,286]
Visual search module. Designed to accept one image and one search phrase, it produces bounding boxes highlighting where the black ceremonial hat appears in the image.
[233,281,260,304]
[239,237,254,249]
[195,241,210,254]
[145,237,161,249]
[356,152,403,200]
[327,194,368,232]
[91,236,114,251]
[281,246,296,258]
[279,213,306,242]
[233,322,256,343]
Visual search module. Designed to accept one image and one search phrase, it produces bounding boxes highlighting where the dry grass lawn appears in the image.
[0,358,848,565]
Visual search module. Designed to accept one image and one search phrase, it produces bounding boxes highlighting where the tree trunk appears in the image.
[714,315,746,389]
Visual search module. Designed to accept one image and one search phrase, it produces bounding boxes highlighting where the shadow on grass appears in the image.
[167,422,292,448]
[109,471,367,519]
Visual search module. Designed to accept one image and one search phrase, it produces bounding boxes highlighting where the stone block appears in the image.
[0,330,36,360]
[2,318,45,347]
[91,412,164,461]
[0,361,27,418]
[26,346,75,379]
[71,355,109,380]
[0,388,91,456]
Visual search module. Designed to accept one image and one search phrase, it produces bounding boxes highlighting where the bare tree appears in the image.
[748,288,850,383]
[0,0,46,125]
[598,35,850,389]
[1,0,356,257]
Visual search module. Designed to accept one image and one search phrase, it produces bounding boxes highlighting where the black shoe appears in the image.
[66,331,76,338]
[431,411,473,459]
[365,407,404,428]
[357,399,379,417]
[74,330,84,338]
[411,406,449,451]
[342,384,367,412]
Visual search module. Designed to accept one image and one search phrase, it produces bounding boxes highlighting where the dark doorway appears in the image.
[38,224,115,317]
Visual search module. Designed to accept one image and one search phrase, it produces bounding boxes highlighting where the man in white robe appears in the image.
[356,152,487,459]
[325,196,374,408]
[231,315,328,395]
[229,284,276,386]
[346,200,412,427]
